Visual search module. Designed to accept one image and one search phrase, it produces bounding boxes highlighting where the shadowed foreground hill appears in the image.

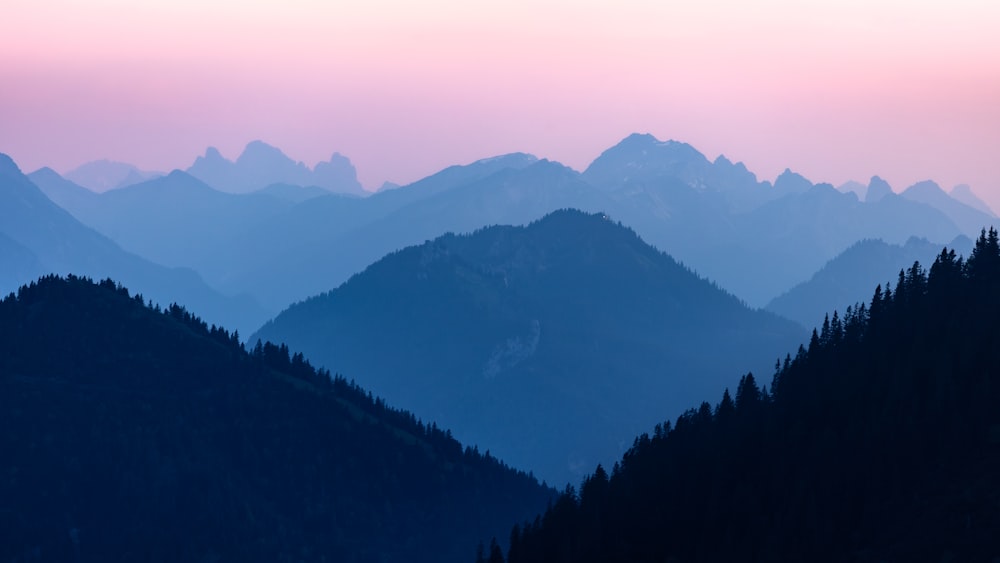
[496,229,1000,563]
[252,209,806,486]
[0,276,552,563]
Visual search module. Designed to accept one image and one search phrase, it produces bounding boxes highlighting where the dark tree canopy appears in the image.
[491,229,1000,563]
[0,275,554,563]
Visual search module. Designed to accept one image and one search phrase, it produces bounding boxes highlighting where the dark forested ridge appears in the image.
[0,275,553,563]
[253,209,805,486]
[491,228,1000,563]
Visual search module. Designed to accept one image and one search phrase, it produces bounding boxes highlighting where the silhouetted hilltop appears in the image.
[0,275,552,563]
[252,209,805,485]
[493,228,1000,563]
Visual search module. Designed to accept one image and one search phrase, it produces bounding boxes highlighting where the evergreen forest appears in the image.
[492,229,1000,562]
[0,275,553,563]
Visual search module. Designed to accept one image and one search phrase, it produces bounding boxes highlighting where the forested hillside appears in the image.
[492,229,1000,563]
[253,210,805,485]
[0,276,552,563]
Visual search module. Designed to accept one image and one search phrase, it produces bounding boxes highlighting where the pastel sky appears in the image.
[2,0,998,205]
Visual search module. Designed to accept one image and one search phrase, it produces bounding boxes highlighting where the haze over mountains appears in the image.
[27,134,995,316]
[0,155,269,336]
[64,159,163,192]
[502,232,1000,562]
[3,130,999,561]
[252,210,807,485]
[187,141,366,195]
[766,235,974,328]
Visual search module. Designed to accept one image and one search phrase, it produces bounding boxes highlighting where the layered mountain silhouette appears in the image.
[29,169,299,281]
[233,158,616,310]
[900,180,996,235]
[252,210,806,485]
[495,232,1000,562]
[579,135,971,305]
[27,134,991,313]
[187,141,365,195]
[767,235,974,328]
[64,159,163,192]
[951,183,996,216]
[0,154,269,336]
[0,275,552,563]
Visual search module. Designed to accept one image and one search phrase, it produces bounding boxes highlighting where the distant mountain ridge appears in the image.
[252,209,806,486]
[187,141,365,195]
[0,153,270,337]
[63,159,163,192]
[24,134,994,312]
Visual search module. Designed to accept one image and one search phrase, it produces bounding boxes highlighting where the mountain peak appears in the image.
[774,169,813,193]
[188,141,362,194]
[472,152,540,167]
[237,140,293,165]
[866,176,894,202]
[583,133,711,190]
[622,132,659,144]
[203,146,225,161]
[902,180,944,198]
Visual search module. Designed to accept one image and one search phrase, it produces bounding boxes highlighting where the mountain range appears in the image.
[28,135,995,314]
[252,210,807,485]
[0,154,269,336]
[187,141,366,195]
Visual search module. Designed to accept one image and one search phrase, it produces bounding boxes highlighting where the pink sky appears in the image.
[2,1,998,206]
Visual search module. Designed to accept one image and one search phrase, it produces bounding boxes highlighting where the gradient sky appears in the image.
[2,0,998,205]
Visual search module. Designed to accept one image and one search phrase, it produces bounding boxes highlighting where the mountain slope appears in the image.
[0,154,270,336]
[252,210,806,486]
[0,275,552,563]
[767,235,974,328]
[28,166,99,212]
[501,231,1000,563]
[900,180,996,236]
[950,184,995,216]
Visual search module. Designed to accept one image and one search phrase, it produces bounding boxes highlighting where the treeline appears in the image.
[0,274,553,563]
[490,228,1000,562]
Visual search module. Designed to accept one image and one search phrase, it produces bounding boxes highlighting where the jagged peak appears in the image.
[865,176,894,203]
